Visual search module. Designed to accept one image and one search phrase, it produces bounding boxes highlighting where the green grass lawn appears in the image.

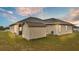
[0,31,79,51]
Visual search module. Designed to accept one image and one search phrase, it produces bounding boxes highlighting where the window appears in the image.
[51,31,54,34]
[19,24,22,27]
[19,31,22,35]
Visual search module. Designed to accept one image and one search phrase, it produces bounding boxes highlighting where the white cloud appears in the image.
[16,7,43,16]
[64,8,79,26]
[0,8,17,22]
[7,11,13,14]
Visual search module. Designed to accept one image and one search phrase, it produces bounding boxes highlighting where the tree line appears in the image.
[0,26,9,30]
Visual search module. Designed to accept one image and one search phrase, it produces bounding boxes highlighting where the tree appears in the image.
[0,26,5,30]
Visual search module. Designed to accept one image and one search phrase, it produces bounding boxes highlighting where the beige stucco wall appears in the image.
[45,25,73,35]
[10,26,14,33]
[22,23,47,40]
[54,25,73,35]
[22,24,73,40]
[29,27,46,40]
[22,23,30,40]
[13,24,19,35]
[46,25,55,35]
[10,23,73,40]
[10,24,19,35]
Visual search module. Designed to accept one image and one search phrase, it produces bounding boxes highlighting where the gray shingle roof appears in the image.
[43,18,74,25]
[10,17,74,27]
[10,17,45,27]
[25,17,46,27]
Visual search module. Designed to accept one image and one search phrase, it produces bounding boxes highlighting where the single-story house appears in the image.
[9,17,74,40]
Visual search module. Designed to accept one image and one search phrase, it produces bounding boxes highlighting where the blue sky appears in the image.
[0,7,71,27]
[43,7,70,18]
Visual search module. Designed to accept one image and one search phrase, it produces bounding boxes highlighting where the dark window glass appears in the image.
[19,31,22,35]
[19,24,22,27]
[51,31,53,34]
